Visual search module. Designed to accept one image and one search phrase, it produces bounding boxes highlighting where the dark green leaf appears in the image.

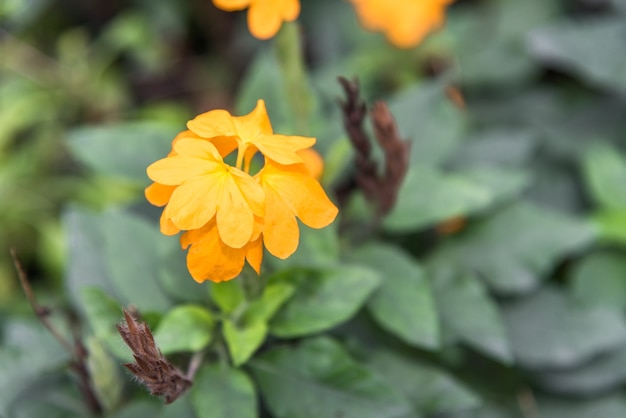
[351,243,439,349]
[537,395,626,418]
[528,18,626,91]
[387,81,465,167]
[66,122,179,181]
[430,202,596,294]
[249,337,411,418]
[367,350,481,416]
[536,346,626,395]
[502,286,626,369]
[154,305,214,354]
[431,267,512,364]
[269,266,380,337]
[384,166,492,232]
[570,251,626,311]
[191,364,257,418]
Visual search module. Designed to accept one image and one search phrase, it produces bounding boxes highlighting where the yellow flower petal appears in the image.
[297,148,324,180]
[212,0,251,11]
[187,109,237,139]
[232,99,273,138]
[253,134,315,165]
[160,211,180,236]
[147,156,219,186]
[164,176,223,230]
[145,183,176,207]
[181,221,248,283]
[245,237,264,274]
[262,186,300,258]
[173,137,222,160]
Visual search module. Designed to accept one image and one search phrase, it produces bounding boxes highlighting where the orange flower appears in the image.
[212,0,300,40]
[350,0,455,48]
[145,100,338,283]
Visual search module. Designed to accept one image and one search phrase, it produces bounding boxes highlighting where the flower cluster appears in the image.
[146,100,338,283]
[212,0,454,48]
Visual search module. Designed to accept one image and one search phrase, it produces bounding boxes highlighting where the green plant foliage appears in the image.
[351,243,439,349]
[269,266,380,337]
[154,305,215,355]
[191,365,257,418]
[249,337,411,418]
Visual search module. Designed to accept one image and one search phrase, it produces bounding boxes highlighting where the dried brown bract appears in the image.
[117,309,191,404]
[338,77,410,218]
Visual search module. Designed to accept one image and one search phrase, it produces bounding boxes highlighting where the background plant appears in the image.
[2,0,626,417]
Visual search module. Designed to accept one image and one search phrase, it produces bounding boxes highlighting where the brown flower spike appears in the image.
[338,77,410,217]
[117,309,191,404]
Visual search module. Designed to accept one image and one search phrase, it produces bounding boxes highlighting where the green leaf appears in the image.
[383,166,493,232]
[592,210,626,244]
[431,267,512,364]
[502,286,626,369]
[66,122,179,181]
[86,336,123,412]
[570,251,626,311]
[536,346,626,395]
[211,280,245,314]
[249,337,411,418]
[459,166,530,205]
[528,18,626,91]
[223,320,267,367]
[154,305,214,355]
[269,266,380,337]
[65,207,177,312]
[387,81,465,167]
[366,350,481,416]
[0,319,70,416]
[582,143,626,210]
[109,400,161,418]
[430,202,596,295]
[537,395,626,418]
[79,287,130,360]
[191,364,257,418]
[351,243,439,349]
[244,282,295,323]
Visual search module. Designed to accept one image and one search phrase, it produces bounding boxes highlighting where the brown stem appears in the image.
[10,249,103,416]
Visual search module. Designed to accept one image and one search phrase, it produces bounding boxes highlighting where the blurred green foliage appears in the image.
[3,0,626,417]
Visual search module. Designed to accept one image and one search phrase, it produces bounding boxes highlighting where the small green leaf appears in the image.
[351,243,439,349]
[502,286,626,368]
[211,280,245,314]
[249,337,411,418]
[269,266,380,337]
[191,364,257,418]
[154,305,214,355]
[244,282,295,323]
[570,251,626,311]
[582,143,626,210]
[223,320,267,366]
[86,336,123,412]
[592,210,626,244]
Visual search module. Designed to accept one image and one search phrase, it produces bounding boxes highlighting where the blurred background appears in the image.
[2,0,626,416]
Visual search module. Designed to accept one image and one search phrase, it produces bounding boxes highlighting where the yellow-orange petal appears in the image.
[212,0,251,11]
[187,109,237,139]
[260,161,338,229]
[160,211,180,236]
[181,221,248,283]
[262,184,300,258]
[147,156,219,186]
[173,138,222,160]
[297,148,324,180]
[145,183,176,207]
[173,130,238,158]
[252,134,315,165]
[233,100,273,139]
[164,175,223,230]
[245,237,264,274]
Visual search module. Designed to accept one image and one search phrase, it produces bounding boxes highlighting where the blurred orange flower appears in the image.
[212,0,300,39]
[146,100,338,283]
[350,0,455,48]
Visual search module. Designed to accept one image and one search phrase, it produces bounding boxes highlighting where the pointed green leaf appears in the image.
[249,337,411,418]
[351,243,439,349]
[223,320,267,367]
[191,365,257,418]
[154,305,214,355]
[269,266,380,337]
